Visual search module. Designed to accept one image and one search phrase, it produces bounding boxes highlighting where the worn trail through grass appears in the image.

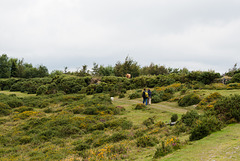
[114,97,188,114]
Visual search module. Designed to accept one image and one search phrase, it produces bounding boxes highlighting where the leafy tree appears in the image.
[92,62,99,76]
[17,58,25,77]
[76,65,90,77]
[0,54,11,78]
[99,65,114,76]
[37,65,49,77]
[226,63,240,76]
[114,56,140,77]
[10,58,18,77]
[141,63,168,75]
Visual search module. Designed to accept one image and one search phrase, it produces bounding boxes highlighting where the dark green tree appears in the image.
[114,56,140,77]
[0,54,11,78]
[10,58,18,77]
[92,62,99,76]
[37,65,49,77]
[17,59,25,78]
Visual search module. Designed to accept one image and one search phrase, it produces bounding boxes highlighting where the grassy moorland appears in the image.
[0,87,240,161]
[160,124,240,161]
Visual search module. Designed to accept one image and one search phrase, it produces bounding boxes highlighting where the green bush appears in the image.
[134,130,145,138]
[119,119,133,130]
[151,95,162,103]
[0,102,11,116]
[173,122,188,135]
[43,108,53,113]
[105,118,133,130]
[154,141,173,158]
[153,137,180,158]
[129,91,141,99]
[214,94,240,123]
[14,106,33,113]
[108,131,128,143]
[181,110,200,127]
[36,85,48,95]
[74,142,90,151]
[136,135,159,147]
[143,117,155,128]
[162,92,173,101]
[19,135,32,144]
[71,106,84,114]
[83,107,98,115]
[151,90,164,103]
[171,114,178,122]
[231,73,240,83]
[135,103,147,110]
[189,115,223,141]
[7,98,24,108]
[178,93,201,107]
[118,93,125,98]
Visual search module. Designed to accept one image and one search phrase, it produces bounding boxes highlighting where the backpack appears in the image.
[145,91,149,98]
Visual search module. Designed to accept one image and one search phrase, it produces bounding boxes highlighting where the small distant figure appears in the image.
[223,78,226,84]
[126,73,131,79]
[142,88,148,105]
[147,89,152,105]
[111,97,114,101]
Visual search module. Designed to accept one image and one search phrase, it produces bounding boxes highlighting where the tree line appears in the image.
[0,54,48,78]
[1,54,240,79]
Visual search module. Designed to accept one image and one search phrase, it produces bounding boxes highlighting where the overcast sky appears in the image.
[1,0,240,73]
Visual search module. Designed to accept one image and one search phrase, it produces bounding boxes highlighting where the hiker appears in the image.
[142,88,148,105]
[147,89,152,105]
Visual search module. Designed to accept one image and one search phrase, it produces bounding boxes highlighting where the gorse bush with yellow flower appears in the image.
[197,92,222,110]
[153,137,181,158]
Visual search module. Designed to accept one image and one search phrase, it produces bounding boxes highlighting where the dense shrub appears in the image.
[155,120,165,128]
[0,102,11,116]
[118,93,125,98]
[151,90,164,103]
[74,142,90,151]
[189,115,223,141]
[171,114,178,122]
[153,137,180,158]
[13,111,44,120]
[172,122,188,135]
[105,118,133,130]
[7,98,24,108]
[227,83,240,89]
[135,103,147,110]
[178,93,201,107]
[231,73,240,83]
[181,110,200,127]
[136,135,159,147]
[14,106,33,113]
[186,71,220,85]
[19,135,32,144]
[214,94,240,123]
[36,85,48,95]
[197,92,222,110]
[129,91,141,99]
[162,92,173,101]
[108,131,128,143]
[143,117,155,128]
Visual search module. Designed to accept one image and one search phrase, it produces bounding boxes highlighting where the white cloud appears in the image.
[0,0,240,73]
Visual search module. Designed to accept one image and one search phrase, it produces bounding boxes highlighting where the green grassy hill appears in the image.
[160,124,240,161]
[0,89,240,160]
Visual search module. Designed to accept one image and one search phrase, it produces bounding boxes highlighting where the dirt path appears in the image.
[113,97,188,114]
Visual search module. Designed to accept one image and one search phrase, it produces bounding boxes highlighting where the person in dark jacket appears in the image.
[142,88,148,105]
[147,89,152,105]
